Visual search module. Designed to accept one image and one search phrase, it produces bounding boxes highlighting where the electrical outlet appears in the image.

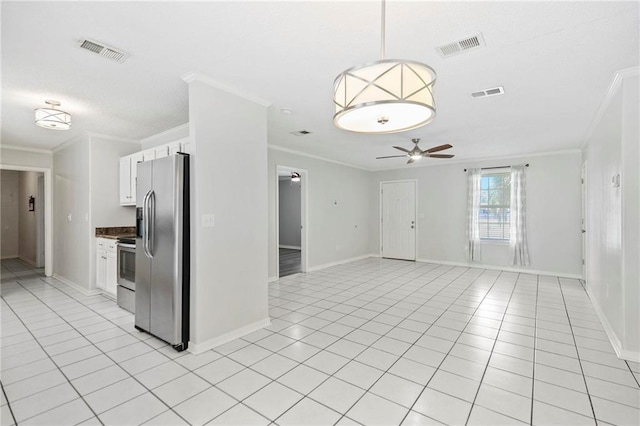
[202,214,215,228]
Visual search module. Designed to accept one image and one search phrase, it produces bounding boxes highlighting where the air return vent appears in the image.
[290,130,311,136]
[436,34,485,58]
[471,86,505,99]
[78,39,128,63]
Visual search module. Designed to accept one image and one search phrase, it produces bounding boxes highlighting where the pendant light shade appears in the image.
[333,59,436,133]
[333,0,437,134]
[34,100,71,130]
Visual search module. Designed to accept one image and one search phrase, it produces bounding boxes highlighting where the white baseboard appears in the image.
[415,258,583,279]
[18,256,38,268]
[268,276,278,283]
[306,254,378,272]
[1,255,18,260]
[585,286,640,362]
[52,273,102,296]
[188,317,272,355]
[279,245,301,250]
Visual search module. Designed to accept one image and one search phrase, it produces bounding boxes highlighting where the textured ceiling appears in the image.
[2,1,638,169]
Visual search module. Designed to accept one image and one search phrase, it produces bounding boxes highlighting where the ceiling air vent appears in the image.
[78,39,128,63]
[437,34,485,58]
[471,86,505,99]
[290,130,311,136]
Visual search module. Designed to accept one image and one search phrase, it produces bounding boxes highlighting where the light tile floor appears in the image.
[2,257,640,425]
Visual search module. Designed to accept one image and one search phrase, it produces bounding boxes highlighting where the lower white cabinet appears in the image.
[96,238,117,297]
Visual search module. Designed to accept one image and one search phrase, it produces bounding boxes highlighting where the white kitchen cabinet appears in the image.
[120,140,191,206]
[96,238,117,297]
[155,145,170,159]
[168,141,181,155]
[119,157,134,205]
[129,152,144,205]
[142,149,156,162]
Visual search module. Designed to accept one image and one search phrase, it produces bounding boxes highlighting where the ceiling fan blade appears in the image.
[425,144,453,153]
[407,157,416,164]
[426,154,455,158]
[376,155,407,159]
[393,146,410,153]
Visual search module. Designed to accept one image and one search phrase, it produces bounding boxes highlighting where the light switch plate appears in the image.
[202,214,215,228]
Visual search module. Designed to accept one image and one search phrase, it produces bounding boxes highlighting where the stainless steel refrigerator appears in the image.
[135,153,190,351]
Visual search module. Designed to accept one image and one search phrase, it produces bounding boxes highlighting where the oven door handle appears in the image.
[142,190,153,258]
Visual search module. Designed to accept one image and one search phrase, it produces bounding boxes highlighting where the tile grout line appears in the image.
[0,380,18,426]
[463,272,523,425]
[396,269,508,425]
[8,277,192,425]
[555,277,598,423]
[1,287,103,425]
[530,273,540,425]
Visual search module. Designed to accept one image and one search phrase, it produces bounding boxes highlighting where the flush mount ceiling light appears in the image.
[333,0,436,134]
[291,172,301,182]
[34,100,71,130]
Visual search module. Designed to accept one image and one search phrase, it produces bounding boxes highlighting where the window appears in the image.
[479,172,511,240]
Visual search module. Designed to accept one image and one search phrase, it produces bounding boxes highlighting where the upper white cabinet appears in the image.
[120,139,190,206]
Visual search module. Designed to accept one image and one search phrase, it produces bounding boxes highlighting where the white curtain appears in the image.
[510,165,530,266]
[467,168,482,262]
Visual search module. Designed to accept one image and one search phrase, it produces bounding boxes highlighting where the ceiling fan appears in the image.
[376,138,455,164]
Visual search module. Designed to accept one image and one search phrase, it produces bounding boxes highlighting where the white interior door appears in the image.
[382,181,416,261]
[581,161,587,279]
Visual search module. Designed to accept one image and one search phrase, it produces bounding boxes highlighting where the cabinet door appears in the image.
[142,149,156,162]
[96,249,107,290]
[181,141,191,154]
[119,157,132,205]
[155,145,169,159]
[168,141,181,155]
[106,252,117,296]
[130,152,144,204]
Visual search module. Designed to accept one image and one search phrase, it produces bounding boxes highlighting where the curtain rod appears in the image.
[464,164,529,172]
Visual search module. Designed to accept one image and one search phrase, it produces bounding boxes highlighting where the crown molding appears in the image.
[372,148,583,172]
[51,131,91,154]
[267,144,371,172]
[0,144,52,155]
[182,71,272,108]
[86,132,140,144]
[582,66,640,148]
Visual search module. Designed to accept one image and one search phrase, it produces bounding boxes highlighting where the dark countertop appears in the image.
[95,226,136,239]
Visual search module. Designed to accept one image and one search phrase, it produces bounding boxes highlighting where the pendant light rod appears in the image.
[380,0,386,59]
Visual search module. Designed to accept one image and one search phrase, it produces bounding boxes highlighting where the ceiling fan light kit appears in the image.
[333,0,436,134]
[34,100,71,130]
[376,138,454,164]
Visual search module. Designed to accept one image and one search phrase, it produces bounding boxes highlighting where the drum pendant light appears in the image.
[34,100,71,130]
[333,0,436,134]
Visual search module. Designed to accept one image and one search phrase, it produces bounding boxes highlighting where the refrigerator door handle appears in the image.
[149,190,156,257]
[143,189,153,258]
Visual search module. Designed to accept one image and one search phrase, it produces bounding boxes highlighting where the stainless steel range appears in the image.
[117,237,136,313]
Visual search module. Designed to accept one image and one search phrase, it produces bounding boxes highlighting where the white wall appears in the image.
[584,70,639,361]
[268,148,372,278]
[18,171,42,265]
[187,77,269,353]
[278,178,301,248]
[52,133,139,291]
[90,136,139,227]
[53,134,92,289]
[1,170,20,258]
[0,147,52,169]
[370,151,583,277]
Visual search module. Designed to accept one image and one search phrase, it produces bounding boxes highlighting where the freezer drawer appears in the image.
[117,285,135,314]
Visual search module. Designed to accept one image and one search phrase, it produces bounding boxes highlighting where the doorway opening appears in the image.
[0,165,52,277]
[380,180,417,261]
[276,166,307,278]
